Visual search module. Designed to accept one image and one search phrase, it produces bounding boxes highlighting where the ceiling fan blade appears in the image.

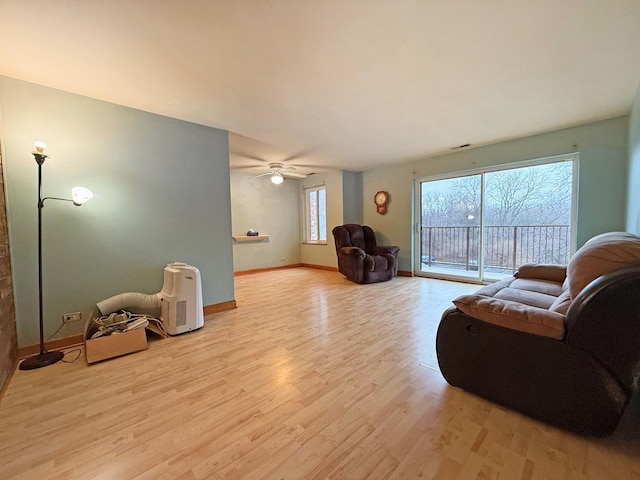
[287,163,330,170]
[232,165,266,170]
[230,152,269,163]
[282,171,307,179]
[281,149,316,163]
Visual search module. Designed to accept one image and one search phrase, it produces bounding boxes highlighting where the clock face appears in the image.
[375,191,388,206]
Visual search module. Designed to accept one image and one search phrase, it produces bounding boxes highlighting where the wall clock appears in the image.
[374,190,389,215]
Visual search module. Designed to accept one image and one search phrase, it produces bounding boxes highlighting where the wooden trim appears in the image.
[300,263,339,272]
[203,300,237,316]
[18,301,238,357]
[234,264,303,276]
[398,270,414,277]
[17,334,85,359]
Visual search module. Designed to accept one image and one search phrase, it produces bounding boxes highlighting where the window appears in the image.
[305,186,327,243]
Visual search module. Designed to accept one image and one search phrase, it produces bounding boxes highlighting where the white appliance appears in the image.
[160,262,204,335]
[96,262,204,335]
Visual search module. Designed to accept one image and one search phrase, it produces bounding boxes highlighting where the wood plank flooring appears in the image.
[1,268,639,479]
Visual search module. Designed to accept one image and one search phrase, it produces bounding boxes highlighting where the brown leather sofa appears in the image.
[332,224,399,284]
[437,231,640,436]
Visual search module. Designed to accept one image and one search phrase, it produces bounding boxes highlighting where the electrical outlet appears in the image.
[62,312,82,323]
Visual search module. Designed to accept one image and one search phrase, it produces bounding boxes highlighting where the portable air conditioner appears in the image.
[96,262,205,336]
[160,262,204,335]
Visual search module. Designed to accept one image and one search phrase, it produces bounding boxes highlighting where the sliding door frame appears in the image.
[414,152,579,283]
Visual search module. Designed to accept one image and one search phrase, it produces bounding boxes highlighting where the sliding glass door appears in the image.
[416,154,577,282]
[418,173,483,281]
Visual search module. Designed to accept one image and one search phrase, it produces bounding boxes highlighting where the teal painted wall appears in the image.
[363,116,629,272]
[342,171,363,225]
[627,82,640,234]
[0,76,234,346]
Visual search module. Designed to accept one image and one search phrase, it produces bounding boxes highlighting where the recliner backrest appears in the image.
[333,224,378,255]
[567,231,640,299]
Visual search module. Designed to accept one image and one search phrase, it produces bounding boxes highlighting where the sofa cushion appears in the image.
[453,294,566,340]
[494,287,559,310]
[473,277,517,297]
[507,278,565,298]
[567,232,640,299]
[474,276,563,309]
[549,289,571,315]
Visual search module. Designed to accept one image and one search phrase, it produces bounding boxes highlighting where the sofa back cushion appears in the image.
[567,232,640,299]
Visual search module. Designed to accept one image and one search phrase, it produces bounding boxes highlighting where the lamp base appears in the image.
[19,350,64,370]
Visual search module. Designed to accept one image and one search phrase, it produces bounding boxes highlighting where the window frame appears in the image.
[304,185,327,245]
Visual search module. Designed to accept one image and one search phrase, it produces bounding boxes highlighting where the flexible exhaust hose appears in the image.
[97,292,162,315]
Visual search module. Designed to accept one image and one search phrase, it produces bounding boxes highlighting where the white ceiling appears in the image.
[1,1,640,176]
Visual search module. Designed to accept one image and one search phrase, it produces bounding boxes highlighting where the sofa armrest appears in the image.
[515,263,567,283]
[565,265,640,389]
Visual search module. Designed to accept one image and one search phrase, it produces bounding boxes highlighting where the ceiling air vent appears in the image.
[450,143,471,150]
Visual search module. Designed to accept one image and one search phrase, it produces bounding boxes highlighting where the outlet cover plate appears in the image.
[63,312,82,323]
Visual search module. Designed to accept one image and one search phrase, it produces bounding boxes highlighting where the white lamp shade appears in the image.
[271,173,284,185]
[72,186,93,205]
[33,140,47,153]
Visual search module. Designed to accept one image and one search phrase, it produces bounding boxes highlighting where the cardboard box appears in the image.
[85,323,148,364]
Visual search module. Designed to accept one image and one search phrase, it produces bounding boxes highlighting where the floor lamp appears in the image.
[19,141,93,371]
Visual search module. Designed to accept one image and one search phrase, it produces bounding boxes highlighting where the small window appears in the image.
[305,186,327,243]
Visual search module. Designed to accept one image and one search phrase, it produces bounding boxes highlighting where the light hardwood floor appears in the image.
[1,268,639,479]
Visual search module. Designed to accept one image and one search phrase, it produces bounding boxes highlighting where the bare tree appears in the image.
[449,176,480,224]
[484,168,551,225]
[421,163,573,227]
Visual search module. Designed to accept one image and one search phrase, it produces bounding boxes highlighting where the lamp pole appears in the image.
[19,148,64,370]
[19,143,92,370]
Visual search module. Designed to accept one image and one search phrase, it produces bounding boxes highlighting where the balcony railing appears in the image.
[421,225,570,274]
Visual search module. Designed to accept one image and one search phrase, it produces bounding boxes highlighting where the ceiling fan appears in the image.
[255,162,307,184]
[232,159,311,184]
[230,147,328,184]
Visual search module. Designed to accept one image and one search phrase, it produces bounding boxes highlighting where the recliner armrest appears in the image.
[373,245,399,256]
[338,246,366,257]
[515,263,566,283]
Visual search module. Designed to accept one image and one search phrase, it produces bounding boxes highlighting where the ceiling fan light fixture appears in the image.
[271,172,284,184]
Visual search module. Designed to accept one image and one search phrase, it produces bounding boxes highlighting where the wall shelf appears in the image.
[233,235,269,242]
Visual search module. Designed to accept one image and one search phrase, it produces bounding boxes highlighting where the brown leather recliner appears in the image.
[332,224,399,284]
[436,231,640,437]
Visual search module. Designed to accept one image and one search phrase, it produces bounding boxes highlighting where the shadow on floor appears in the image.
[604,389,640,451]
